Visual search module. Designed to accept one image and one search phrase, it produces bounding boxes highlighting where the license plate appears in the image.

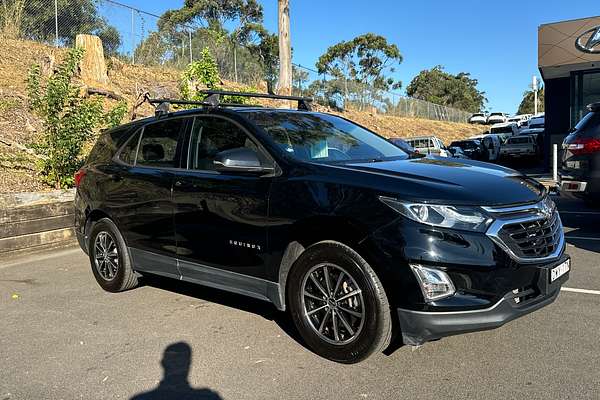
[550,259,570,283]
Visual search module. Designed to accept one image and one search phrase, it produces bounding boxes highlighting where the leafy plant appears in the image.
[179,47,256,106]
[27,47,127,188]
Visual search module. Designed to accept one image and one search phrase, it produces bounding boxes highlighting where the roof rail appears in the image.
[198,90,313,111]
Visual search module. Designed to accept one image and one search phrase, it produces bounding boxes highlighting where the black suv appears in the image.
[560,103,600,203]
[75,91,570,363]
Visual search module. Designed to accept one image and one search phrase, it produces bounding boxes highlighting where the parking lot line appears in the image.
[559,211,600,215]
[561,287,600,295]
[564,236,600,241]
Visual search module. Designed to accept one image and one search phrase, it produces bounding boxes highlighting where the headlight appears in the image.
[410,264,455,301]
[379,197,493,232]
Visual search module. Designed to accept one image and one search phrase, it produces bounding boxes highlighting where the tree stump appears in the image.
[75,34,109,85]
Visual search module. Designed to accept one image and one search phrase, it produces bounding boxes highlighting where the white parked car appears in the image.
[487,112,508,124]
[519,116,544,135]
[490,122,519,136]
[507,114,531,129]
[405,136,450,157]
[468,113,487,124]
[500,135,537,158]
[469,134,503,161]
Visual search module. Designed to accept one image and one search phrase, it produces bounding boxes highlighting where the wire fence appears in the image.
[0,0,472,123]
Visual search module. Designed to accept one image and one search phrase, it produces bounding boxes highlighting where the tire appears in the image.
[88,218,138,292]
[287,241,392,363]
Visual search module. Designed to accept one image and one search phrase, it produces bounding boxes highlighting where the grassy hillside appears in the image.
[0,38,486,193]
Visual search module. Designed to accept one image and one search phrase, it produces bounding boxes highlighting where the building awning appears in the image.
[539,15,600,80]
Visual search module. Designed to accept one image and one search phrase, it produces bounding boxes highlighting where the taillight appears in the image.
[567,137,600,155]
[74,168,86,188]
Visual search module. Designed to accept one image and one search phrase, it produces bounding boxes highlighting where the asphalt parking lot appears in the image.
[1,195,599,400]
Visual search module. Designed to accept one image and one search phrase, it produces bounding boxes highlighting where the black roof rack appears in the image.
[147,90,313,118]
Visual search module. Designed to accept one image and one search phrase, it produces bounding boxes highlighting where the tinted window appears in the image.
[243,111,407,162]
[574,111,600,136]
[118,129,141,165]
[136,119,185,168]
[189,117,267,171]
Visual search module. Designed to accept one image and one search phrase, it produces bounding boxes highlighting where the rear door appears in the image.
[562,111,600,180]
[106,117,188,276]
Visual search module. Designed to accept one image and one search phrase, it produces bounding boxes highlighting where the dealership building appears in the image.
[539,15,600,166]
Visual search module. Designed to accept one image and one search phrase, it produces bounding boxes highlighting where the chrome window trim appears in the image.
[483,198,565,264]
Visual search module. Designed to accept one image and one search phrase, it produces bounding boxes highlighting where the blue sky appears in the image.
[104,0,599,114]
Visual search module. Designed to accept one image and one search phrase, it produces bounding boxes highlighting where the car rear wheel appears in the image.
[287,241,392,363]
[88,218,138,292]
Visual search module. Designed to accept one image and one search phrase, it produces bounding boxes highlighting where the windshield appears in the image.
[450,140,478,149]
[491,126,514,134]
[243,111,409,163]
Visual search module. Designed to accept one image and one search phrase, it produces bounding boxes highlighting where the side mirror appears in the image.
[213,147,274,174]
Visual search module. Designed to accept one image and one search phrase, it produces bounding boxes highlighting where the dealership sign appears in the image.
[539,16,600,74]
[576,26,600,54]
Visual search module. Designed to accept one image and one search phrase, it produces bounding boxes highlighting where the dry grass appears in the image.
[0,38,487,193]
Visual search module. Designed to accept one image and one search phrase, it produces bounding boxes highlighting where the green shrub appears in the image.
[27,47,127,188]
[179,47,256,107]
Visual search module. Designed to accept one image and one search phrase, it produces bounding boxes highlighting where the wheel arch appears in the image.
[276,216,379,311]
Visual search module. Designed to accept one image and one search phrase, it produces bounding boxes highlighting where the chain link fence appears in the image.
[0,0,472,123]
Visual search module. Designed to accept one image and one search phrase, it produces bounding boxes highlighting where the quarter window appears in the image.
[118,129,141,165]
[136,119,185,168]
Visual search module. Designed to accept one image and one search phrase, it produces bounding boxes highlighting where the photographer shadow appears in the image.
[130,342,222,400]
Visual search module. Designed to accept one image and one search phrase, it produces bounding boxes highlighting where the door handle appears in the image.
[174,180,183,187]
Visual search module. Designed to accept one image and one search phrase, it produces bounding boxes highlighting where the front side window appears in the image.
[136,119,185,168]
[188,116,268,171]
[242,111,408,163]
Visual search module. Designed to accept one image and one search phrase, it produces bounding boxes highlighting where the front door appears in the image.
[172,115,274,281]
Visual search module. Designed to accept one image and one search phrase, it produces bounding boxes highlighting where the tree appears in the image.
[278,0,291,98]
[158,0,264,82]
[19,0,121,55]
[292,65,309,96]
[247,26,279,93]
[406,66,486,113]
[316,33,402,104]
[27,48,127,188]
[517,86,544,115]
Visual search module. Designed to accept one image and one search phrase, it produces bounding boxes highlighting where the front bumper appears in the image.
[397,256,569,346]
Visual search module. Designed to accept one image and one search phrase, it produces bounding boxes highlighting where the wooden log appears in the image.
[86,87,124,101]
[75,34,109,85]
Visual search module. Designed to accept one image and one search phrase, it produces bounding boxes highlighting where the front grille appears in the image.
[497,211,561,259]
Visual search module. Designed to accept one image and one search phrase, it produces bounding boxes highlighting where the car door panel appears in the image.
[172,115,273,281]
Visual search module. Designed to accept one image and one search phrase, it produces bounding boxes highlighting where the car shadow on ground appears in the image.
[139,274,405,357]
[129,341,222,400]
[139,274,306,350]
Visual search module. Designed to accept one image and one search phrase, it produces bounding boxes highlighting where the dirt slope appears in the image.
[0,38,486,193]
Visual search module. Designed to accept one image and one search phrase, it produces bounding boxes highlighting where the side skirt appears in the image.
[129,247,284,310]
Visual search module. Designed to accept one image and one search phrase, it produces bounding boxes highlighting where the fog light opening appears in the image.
[410,264,456,302]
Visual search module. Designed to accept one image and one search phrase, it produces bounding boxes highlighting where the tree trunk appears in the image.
[278,0,292,107]
[75,34,108,85]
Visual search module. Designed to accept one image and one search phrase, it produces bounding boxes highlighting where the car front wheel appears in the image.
[287,241,392,363]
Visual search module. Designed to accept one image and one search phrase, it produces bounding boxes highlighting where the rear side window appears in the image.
[136,119,186,168]
[574,111,600,136]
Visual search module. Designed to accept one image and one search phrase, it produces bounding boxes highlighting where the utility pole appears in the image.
[278,0,292,105]
[533,76,538,115]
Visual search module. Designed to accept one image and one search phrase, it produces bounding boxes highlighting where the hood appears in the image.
[320,156,545,206]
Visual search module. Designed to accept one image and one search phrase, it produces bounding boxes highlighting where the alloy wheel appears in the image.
[301,263,365,345]
[93,231,119,281]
